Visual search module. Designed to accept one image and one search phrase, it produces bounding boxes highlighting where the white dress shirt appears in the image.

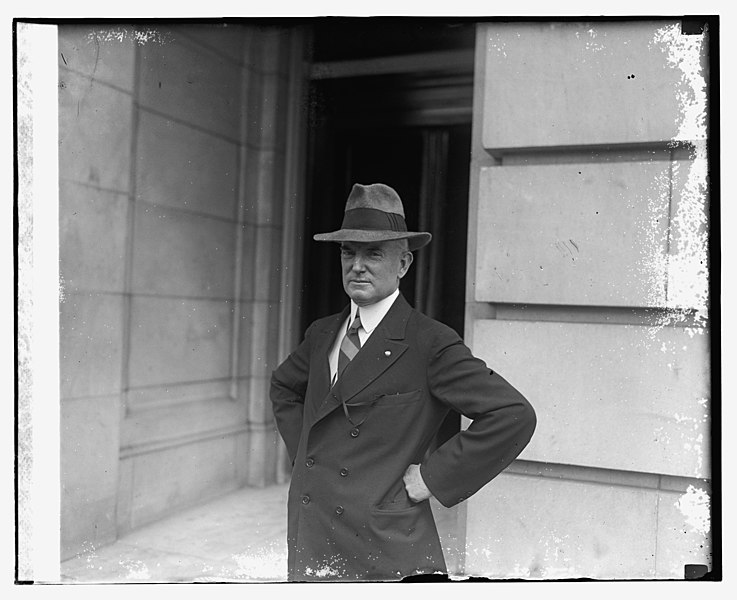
[329,288,400,384]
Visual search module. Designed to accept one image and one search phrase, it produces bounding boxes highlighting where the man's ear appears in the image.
[398,251,413,279]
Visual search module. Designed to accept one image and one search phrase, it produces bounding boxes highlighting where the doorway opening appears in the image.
[302,18,475,447]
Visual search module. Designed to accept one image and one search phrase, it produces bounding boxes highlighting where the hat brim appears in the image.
[313,229,432,251]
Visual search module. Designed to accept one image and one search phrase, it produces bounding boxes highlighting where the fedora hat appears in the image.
[313,183,432,251]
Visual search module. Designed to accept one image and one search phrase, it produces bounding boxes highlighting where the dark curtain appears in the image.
[415,129,450,321]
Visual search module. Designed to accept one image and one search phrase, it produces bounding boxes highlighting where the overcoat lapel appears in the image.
[309,295,412,427]
[311,306,349,403]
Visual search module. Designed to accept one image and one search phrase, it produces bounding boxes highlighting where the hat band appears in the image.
[341,208,407,232]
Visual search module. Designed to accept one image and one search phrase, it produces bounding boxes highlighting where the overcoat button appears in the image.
[335,506,344,515]
[305,458,314,468]
[350,428,360,438]
[340,468,349,477]
[302,495,310,505]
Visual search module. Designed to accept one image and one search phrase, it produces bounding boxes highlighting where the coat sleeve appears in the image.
[270,322,315,465]
[419,326,537,508]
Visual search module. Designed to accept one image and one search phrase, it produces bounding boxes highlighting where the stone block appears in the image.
[177,23,246,63]
[135,110,239,220]
[257,150,286,226]
[464,471,659,579]
[131,202,237,299]
[137,37,241,140]
[58,70,133,192]
[235,302,254,377]
[476,162,671,307]
[660,474,709,493]
[252,71,289,151]
[58,24,136,92]
[242,147,286,226]
[59,181,128,294]
[667,158,710,311]
[238,222,257,302]
[128,296,233,387]
[128,435,239,529]
[115,457,134,536]
[481,21,699,151]
[247,376,272,425]
[121,397,246,451]
[235,430,251,486]
[655,487,712,578]
[241,147,262,224]
[430,500,463,576]
[473,319,710,478]
[246,426,281,487]
[253,225,283,302]
[247,301,281,378]
[60,292,124,399]
[256,28,291,75]
[507,460,661,490]
[242,62,263,141]
[60,394,121,559]
[125,379,235,413]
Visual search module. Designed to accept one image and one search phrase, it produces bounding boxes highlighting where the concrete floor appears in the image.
[60,483,291,583]
[60,483,461,583]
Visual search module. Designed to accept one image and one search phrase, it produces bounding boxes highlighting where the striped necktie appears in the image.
[336,312,362,381]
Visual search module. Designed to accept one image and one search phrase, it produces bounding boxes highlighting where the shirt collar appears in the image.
[349,289,400,334]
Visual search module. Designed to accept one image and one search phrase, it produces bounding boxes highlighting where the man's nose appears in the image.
[351,256,366,272]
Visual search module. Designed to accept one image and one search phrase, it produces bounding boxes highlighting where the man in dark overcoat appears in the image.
[270,183,536,581]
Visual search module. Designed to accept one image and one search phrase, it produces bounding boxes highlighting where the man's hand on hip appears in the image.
[403,464,433,502]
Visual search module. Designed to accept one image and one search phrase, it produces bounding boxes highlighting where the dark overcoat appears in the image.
[270,294,536,581]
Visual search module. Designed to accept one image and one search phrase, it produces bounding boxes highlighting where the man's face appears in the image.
[340,240,413,307]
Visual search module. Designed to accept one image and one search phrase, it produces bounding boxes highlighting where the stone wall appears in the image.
[58,24,301,560]
[463,21,710,579]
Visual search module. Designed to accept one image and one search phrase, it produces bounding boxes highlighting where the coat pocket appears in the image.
[372,389,422,407]
[370,496,431,540]
[374,478,419,512]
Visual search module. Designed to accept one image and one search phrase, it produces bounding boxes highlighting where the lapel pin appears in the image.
[384,350,391,356]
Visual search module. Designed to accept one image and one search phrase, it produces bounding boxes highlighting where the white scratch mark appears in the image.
[653,24,708,142]
[583,26,604,52]
[676,485,711,536]
[86,27,173,46]
[641,24,709,335]
[121,559,151,580]
[229,544,287,581]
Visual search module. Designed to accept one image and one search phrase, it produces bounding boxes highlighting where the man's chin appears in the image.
[345,288,374,306]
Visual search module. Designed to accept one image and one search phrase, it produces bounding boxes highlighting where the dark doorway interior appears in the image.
[302,19,475,447]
